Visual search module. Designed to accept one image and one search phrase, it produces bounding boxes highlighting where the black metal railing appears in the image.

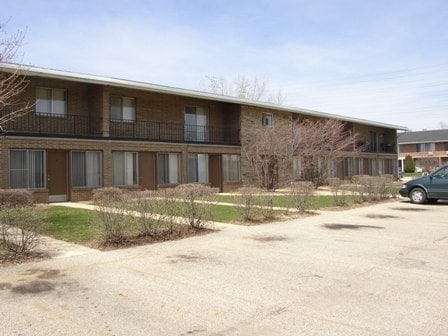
[1,111,103,137]
[110,119,240,145]
[358,142,397,154]
[1,111,241,146]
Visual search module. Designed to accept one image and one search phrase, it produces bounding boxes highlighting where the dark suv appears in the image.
[399,164,448,203]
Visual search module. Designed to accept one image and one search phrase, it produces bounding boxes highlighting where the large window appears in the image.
[158,153,181,185]
[9,150,45,189]
[188,154,208,183]
[344,157,353,177]
[223,154,240,182]
[185,106,208,142]
[113,152,138,186]
[110,95,136,121]
[417,143,435,152]
[72,151,102,187]
[36,87,67,116]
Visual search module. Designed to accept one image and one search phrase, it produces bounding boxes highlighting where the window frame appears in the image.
[184,106,209,142]
[112,152,139,186]
[222,154,241,182]
[36,86,67,117]
[71,151,102,188]
[110,95,136,122]
[188,153,209,183]
[262,113,274,127]
[9,149,46,189]
[157,153,181,185]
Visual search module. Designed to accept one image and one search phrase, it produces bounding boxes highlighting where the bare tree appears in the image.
[293,119,360,187]
[242,118,294,190]
[0,22,33,132]
[200,75,286,105]
[418,156,440,173]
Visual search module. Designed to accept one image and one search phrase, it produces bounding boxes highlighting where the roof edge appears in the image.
[0,62,408,130]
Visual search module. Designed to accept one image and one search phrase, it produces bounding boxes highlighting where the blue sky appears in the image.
[3,0,448,130]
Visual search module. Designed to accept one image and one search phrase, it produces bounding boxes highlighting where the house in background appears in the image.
[398,129,448,172]
[1,63,405,202]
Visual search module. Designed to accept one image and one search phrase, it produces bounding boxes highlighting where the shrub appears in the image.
[174,184,215,229]
[287,182,314,213]
[92,188,132,244]
[0,189,46,255]
[237,187,264,221]
[327,177,348,206]
[404,155,415,173]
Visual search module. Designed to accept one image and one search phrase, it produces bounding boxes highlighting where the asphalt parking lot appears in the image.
[1,199,447,336]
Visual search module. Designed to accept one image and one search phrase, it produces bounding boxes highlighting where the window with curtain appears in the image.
[72,151,102,187]
[223,154,240,182]
[184,106,209,142]
[188,154,208,183]
[157,153,181,185]
[344,157,353,177]
[9,150,45,189]
[113,152,138,186]
[356,158,364,175]
[36,87,67,116]
[110,95,136,121]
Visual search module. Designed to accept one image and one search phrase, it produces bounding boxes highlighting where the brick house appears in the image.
[398,129,448,172]
[1,63,405,202]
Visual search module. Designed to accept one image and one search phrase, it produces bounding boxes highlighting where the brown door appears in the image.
[139,152,156,190]
[209,154,222,191]
[47,150,68,202]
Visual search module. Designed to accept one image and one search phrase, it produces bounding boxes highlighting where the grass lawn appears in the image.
[42,206,99,243]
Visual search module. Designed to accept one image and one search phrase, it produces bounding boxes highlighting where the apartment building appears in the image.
[0,63,405,202]
[398,129,448,172]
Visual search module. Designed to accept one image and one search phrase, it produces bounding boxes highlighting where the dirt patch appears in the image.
[250,234,290,242]
[0,251,49,267]
[365,214,399,219]
[91,226,214,251]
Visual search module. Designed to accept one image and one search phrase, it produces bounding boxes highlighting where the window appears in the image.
[356,158,364,175]
[223,154,240,182]
[417,143,435,152]
[72,151,102,187]
[9,150,45,189]
[369,131,378,152]
[368,158,377,176]
[293,157,303,179]
[113,152,138,186]
[344,158,353,177]
[158,153,181,185]
[378,159,385,175]
[185,106,208,142]
[36,87,67,116]
[188,154,208,183]
[110,95,136,121]
[262,113,273,127]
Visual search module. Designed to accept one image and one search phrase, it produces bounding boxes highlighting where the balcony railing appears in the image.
[0,111,241,146]
[358,142,397,154]
[1,112,103,137]
[110,119,240,145]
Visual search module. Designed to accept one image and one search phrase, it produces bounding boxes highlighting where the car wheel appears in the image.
[410,188,427,204]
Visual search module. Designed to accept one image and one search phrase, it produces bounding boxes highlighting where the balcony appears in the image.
[358,142,397,154]
[0,111,241,146]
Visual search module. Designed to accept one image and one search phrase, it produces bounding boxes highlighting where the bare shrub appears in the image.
[131,189,181,236]
[237,187,264,221]
[327,177,348,206]
[351,175,396,202]
[174,184,215,229]
[92,187,132,244]
[0,189,46,255]
[287,182,314,213]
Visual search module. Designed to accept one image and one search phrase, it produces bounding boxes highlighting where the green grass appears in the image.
[37,194,362,244]
[42,206,99,243]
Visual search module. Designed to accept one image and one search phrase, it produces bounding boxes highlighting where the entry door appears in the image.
[47,150,68,202]
[139,152,156,190]
[209,154,222,191]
